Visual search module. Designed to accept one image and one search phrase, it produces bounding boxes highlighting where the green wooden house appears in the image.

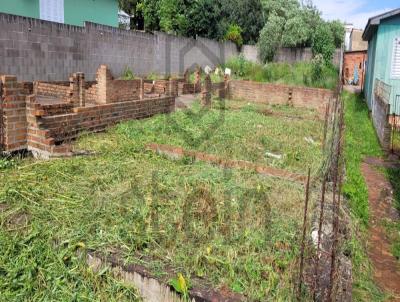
[363,9,400,114]
[0,0,118,27]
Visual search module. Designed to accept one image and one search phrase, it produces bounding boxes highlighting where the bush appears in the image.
[258,14,284,62]
[224,24,243,48]
[311,54,324,83]
[121,67,135,80]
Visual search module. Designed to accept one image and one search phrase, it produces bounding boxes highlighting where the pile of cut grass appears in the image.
[0,102,322,300]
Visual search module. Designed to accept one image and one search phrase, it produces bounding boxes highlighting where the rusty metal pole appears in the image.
[328,94,344,302]
[297,168,311,301]
[313,177,327,301]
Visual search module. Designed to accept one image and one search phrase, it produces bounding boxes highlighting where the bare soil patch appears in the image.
[361,160,400,300]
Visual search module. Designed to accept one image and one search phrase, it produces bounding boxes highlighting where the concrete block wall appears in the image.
[0,13,238,82]
[241,45,341,66]
[227,80,333,116]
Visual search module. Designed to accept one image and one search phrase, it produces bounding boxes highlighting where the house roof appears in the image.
[362,8,400,41]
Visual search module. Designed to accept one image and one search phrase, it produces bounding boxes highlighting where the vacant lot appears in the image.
[0,99,323,300]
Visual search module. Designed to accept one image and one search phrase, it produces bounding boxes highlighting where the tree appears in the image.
[258,0,327,62]
[328,20,345,48]
[143,0,160,31]
[158,0,188,35]
[214,0,264,44]
[312,22,335,64]
[118,0,145,30]
[185,0,221,39]
[226,0,265,45]
[258,13,285,62]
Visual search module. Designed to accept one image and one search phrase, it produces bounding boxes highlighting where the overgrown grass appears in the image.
[342,92,382,223]
[392,130,400,153]
[0,103,322,300]
[385,168,400,261]
[342,91,386,301]
[224,56,338,90]
[117,99,324,175]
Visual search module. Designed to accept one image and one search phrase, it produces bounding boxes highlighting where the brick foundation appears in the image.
[1,71,176,157]
[227,80,333,116]
[147,143,307,183]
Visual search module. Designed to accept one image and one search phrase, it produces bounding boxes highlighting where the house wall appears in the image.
[0,0,40,19]
[350,29,368,51]
[0,0,118,27]
[343,51,367,87]
[365,15,400,114]
[64,0,118,27]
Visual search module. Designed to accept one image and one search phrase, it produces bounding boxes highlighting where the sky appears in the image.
[312,0,398,29]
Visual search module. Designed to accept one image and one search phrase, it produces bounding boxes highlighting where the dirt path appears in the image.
[361,160,400,301]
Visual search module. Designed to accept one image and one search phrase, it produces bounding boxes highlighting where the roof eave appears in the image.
[362,8,400,41]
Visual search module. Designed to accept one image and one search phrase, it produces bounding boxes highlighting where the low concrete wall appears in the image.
[372,79,392,151]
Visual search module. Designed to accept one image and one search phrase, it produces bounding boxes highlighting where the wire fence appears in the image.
[297,80,347,301]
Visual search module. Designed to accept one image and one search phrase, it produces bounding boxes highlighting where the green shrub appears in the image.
[224,24,244,48]
[312,22,336,65]
[121,67,135,80]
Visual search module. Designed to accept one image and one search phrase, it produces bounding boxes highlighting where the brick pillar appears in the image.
[184,69,190,83]
[96,65,113,104]
[195,68,202,93]
[223,74,230,99]
[139,78,145,100]
[77,72,85,107]
[0,75,28,152]
[168,79,178,97]
[69,72,86,107]
[69,73,78,105]
[201,75,212,107]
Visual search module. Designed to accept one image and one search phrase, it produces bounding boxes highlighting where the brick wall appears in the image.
[96,65,141,103]
[343,51,367,87]
[34,81,71,100]
[1,73,176,157]
[26,96,175,157]
[227,80,333,115]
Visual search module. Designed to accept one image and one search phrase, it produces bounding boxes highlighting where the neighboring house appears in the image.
[118,10,131,30]
[344,23,354,51]
[363,9,400,114]
[343,50,367,88]
[349,29,368,51]
[0,0,118,27]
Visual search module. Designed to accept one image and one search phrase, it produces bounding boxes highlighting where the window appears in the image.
[40,0,64,23]
[391,37,400,79]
